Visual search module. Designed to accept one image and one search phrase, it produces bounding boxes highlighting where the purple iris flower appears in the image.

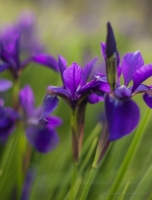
[0,12,58,78]
[40,55,110,120]
[19,85,61,153]
[99,22,152,141]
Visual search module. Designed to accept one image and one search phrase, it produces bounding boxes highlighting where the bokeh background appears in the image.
[0,0,152,200]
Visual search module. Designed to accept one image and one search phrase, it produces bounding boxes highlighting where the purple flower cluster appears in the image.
[0,13,152,157]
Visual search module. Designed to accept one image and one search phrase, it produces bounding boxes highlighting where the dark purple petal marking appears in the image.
[143,93,152,108]
[132,64,152,92]
[0,79,12,92]
[63,62,82,98]
[26,124,59,153]
[40,94,59,120]
[121,51,144,86]
[33,53,58,71]
[105,93,140,140]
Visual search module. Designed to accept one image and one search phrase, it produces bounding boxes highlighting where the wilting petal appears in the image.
[26,124,59,153]
[33,53,58,71]
[100,42,106,60]
[105,93,140,140]
[0,79,12,92]
[19,85,35,118]
[114,85,131,98]
[63,62,82,98]
[143,93,152,108]
[121,51,144,86]
[40,93,59,120]
[132,64,152,92]
[81,57,98,86]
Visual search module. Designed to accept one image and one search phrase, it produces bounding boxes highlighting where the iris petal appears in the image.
[105,93,140,140]
[132,64,152,92]
[63,62,82,98]
[121,51,144,86]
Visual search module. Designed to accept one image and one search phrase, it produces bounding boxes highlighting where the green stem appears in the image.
[79,166,97,200]
[106,108,151,200]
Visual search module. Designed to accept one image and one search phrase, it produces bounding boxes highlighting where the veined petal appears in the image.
[105,93,140,141]
[63,62,82,98]
[143,93,152,108]
[121,51,144,86]
[33,53,58,71]
[81,57,98,86]
[0,79,12,92]
[40,93,59,120]
[132,64,152,92]
[26,124,59,153]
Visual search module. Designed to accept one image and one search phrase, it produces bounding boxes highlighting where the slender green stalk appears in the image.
[79,165,97,200]
[106,108,152,200]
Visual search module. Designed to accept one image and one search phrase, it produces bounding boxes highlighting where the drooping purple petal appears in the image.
[132,64,152,93]
[0,79,12,92]
[121,51,144,86]
[40,93,59,120]
[26,124,59,153]
[143,93,152,108]
[63,62,82,98]
[33,53,58,72]
[105,93,140,140]
[19,85,35,118]
[114,85,131,99]
[81,57,98,86]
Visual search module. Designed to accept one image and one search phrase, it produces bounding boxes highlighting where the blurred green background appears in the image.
[0,0,152,200]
